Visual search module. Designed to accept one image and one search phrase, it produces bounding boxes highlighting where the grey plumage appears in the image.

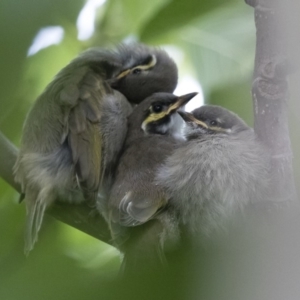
[108,44,178,104]
[157,105,271,237]
[106,92,197,271]
[14,43,178,254]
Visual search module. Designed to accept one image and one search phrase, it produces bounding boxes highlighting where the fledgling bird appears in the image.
[14,43,178,254]
[157,105,270,238]
[106,92,197,272]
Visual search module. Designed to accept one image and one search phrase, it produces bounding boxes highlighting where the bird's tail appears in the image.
[24,186,55,255]
[14,148,76,254]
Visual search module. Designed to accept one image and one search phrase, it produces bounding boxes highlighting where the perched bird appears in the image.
[106,92,197,272]
[157,105,270,238]
[14,43,178,254]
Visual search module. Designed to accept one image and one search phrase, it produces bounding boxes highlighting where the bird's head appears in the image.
[179,105,250,138]
[107,44,178,104]
[128,92,197,139]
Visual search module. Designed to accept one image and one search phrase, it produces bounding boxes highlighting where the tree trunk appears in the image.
[247,0,297,202]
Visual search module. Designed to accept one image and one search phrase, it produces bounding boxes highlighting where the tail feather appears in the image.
[35,198,47,233]
[24,187,55,255]
[24,196,38,255]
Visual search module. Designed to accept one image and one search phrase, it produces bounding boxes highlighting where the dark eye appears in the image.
[132,68,142,75]
[152,104,163,113]
[210,120,218,126]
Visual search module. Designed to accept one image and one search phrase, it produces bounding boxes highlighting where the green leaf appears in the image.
[140,0,237,42]
[180,3,255,95]
[208,78,254,127]
[94,0,169,44]
[0,0,84,141]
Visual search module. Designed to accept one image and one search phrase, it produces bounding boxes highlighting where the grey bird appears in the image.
[106,92,197,272]
[157,105,270,238]
[14,43,178,254]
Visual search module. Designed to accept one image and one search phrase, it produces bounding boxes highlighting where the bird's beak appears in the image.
[106,69,130,88]
[167,92,198,114]
[178,111,208,129]
[106,77,118,88]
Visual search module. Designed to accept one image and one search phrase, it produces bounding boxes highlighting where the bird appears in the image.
[106,92,197,273]
[156,105,271,239]
[13,43,178,254]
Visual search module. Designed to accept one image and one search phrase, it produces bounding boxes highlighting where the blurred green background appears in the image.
[0,0,299,299]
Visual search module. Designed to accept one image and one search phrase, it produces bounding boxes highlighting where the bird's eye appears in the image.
[132,68,142,75]
[210,120,218,126]
[152,104,163,113]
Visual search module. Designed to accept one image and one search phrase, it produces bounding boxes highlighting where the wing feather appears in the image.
[65,71,109,198]
[15,52,130,252]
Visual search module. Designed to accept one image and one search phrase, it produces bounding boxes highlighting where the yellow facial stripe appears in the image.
[167,102,181,113]
[208,126,231,133]
[143,111,169,125]
[115,55,157,79]
[132,54,157,71]
[142,99,182,128]
[190,119,228,132]
[194,119,208,128]
[116,69,130,79]
[184,113,208,129]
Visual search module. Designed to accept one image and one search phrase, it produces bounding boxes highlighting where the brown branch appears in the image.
[246,0,297,202]
[0,131,112,245]
[0,132,21,192]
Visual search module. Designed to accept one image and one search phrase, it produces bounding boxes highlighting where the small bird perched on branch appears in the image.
[14,43,178,254]
[106,92,197,273]
[157,105,270,239]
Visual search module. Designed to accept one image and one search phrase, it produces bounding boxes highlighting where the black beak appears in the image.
[177,111,193,122]
[106,69,131,88]
[106,78,119,88]
[167,92,198,114]
[178,111,208,129]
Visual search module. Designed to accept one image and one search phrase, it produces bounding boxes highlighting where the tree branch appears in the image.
[0,131,112,245]
[246,0,297,202]
[0,132,21,192]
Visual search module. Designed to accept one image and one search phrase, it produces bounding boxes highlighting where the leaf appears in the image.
[179,3,255,95]
[0,0,84,141]
[94,0,169,44]
[140,0,237,42]
[209,78,254,126]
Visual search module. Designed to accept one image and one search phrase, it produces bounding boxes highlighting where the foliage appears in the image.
[0,0,299,299]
